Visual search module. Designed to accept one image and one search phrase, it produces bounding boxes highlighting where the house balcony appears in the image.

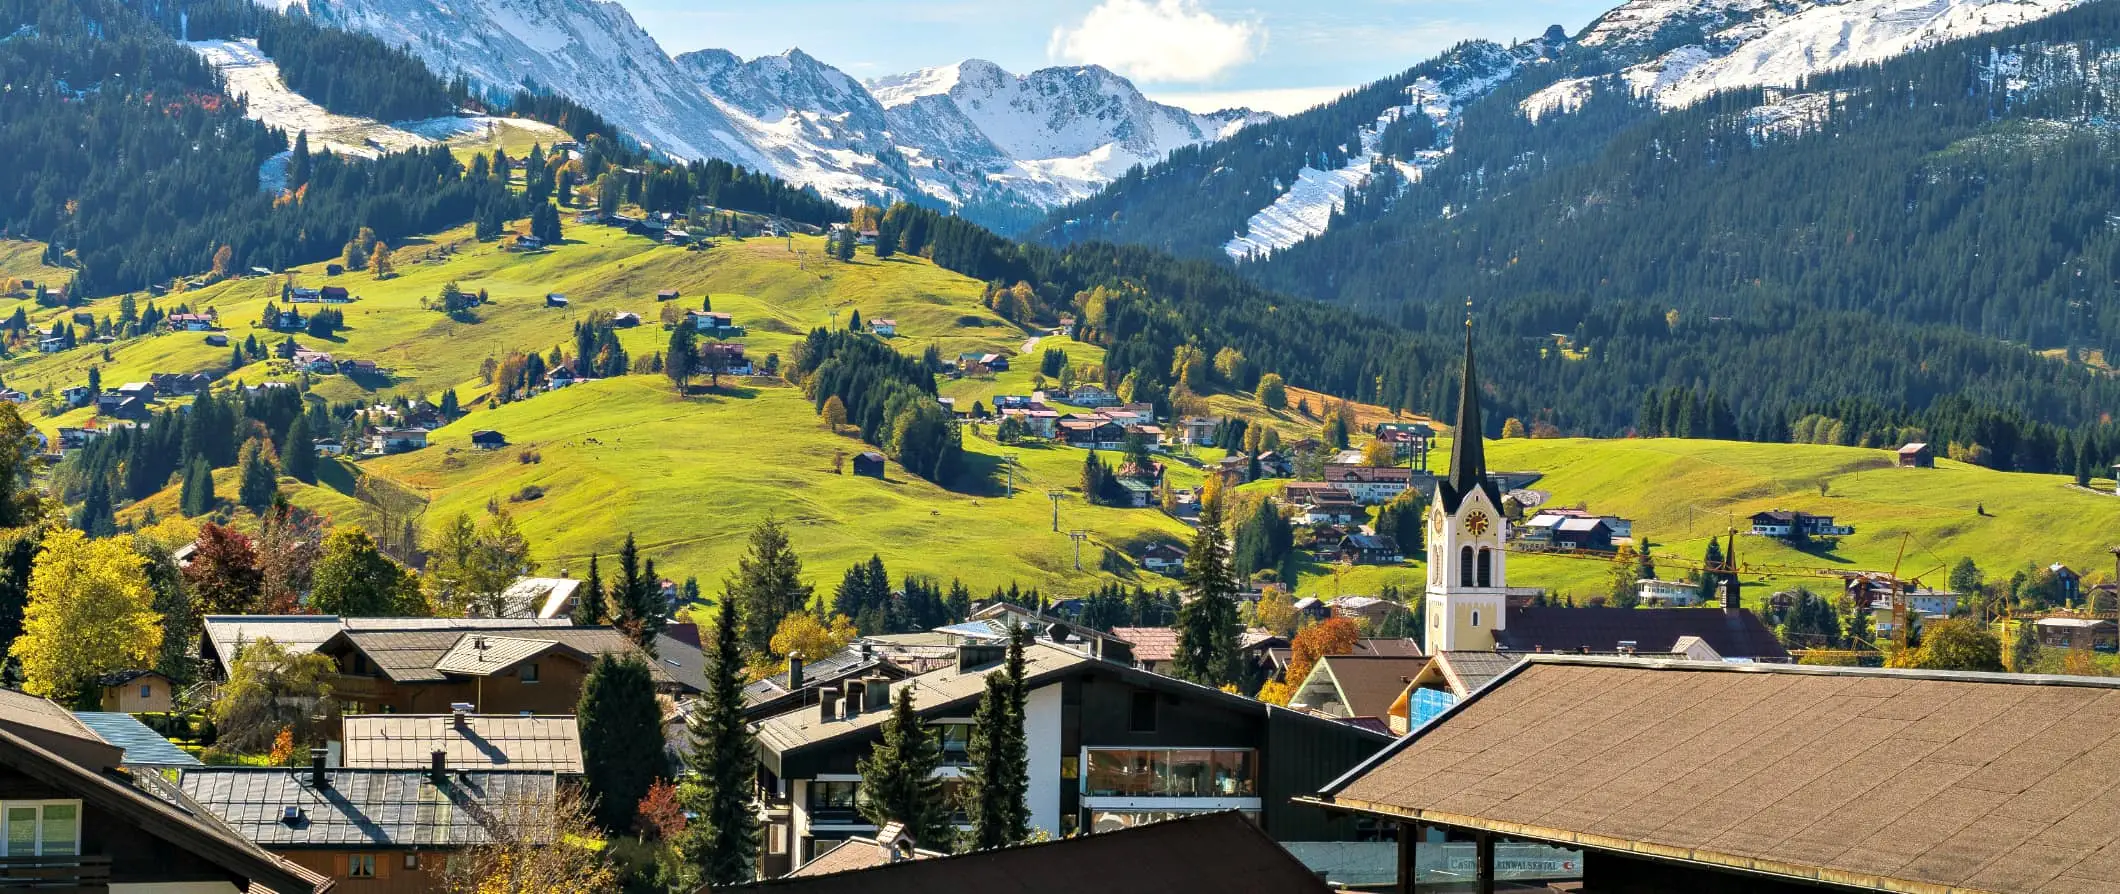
[0,854,114,891]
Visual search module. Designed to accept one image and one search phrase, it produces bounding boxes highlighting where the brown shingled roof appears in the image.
[715,811,1329,893]
[1312,656,1429,719]
[1319,657,2120,893]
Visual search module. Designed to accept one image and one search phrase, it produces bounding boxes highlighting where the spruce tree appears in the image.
[726,518,812,655]
[1174,497,1240,686]
[577,654,665,833]
[572,554,606,625]
[1697,537,1725,602]
[2010,619,2042,672]
[858,686,953,851]
[282,415,317,484]
[964,627,1031,849]
[681,598,759,886]
[180,457,215,517]
[236,437,278,514]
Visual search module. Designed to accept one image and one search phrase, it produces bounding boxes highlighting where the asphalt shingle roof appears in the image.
[1315,656,1429,719]
[341,715,583,774]
[1325,657,2120,893]
[202,615,573,675]
[335,627,663,684]
[179,767,557,848]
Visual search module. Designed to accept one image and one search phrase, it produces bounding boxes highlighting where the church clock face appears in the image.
[1464,510,1492,537]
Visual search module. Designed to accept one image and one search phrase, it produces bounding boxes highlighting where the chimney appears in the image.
[864,675,890,712]
[859,641,874,660]
[429,749,446,780]
[843,681,865,719]
[819,687,841,723]
[452,703,470,729]
[309,748,328,789]
[788,652,805,690]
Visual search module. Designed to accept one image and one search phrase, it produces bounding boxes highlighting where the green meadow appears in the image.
[18,219,2118,606]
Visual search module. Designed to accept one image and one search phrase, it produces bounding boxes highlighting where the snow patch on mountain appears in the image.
[187,37,568,191]
[1223,43,1536,261]
[1528,0,2084,117]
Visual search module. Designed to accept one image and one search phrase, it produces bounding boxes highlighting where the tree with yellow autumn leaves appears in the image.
[9,528,161,704]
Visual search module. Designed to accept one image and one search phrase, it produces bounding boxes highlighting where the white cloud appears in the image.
[1048,0,1263,84]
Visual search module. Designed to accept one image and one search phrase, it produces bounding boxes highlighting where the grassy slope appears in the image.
[24,219,2117,606]
[1488,437,2120,601]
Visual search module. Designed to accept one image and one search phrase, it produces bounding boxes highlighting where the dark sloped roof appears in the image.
[716,811,1330,893]
[653,632,711,694]
[1316,656,1429,718]
[742,644,882,707]
[1494,607,1789,659]
[1319,657,2120,894]
[179,767,556,848]
[0,727,328,893]
[331,627,665,684]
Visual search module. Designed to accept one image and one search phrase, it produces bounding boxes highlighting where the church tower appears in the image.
[1425,320,1510,653]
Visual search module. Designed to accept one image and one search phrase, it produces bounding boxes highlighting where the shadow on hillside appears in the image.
[679,383,759,400]
[318,458,360,498]
[952,451,1014,499]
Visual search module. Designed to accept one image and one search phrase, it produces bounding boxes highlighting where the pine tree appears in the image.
[572,554,606,626]
[577,654,665,832]
[180,458,214,517]
[282,415,317,484]
[681,597,759,886]
[963,627,1031,849]
[1697,537,1724,602]
[608,533,663,645]
[236,437,278,515]
[666,323,695,393]
[726,518,812,655]
[858,686,953,850]
[1174,497,1240,686]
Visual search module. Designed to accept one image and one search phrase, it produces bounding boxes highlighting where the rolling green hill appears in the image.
[23,215,2118,609]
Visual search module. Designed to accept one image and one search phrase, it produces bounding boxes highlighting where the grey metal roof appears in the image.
[742,644,879,706]
[71,712,201,767]
[178,767,557,848]
[654,632,712,695]
[341,715,583,774]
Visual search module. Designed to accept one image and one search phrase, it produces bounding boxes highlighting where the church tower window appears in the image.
[1458,546,1474,587]
[1477,548,1493,588]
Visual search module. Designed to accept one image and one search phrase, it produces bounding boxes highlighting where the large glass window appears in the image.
[933,723,971,764]
[1,802,79,857]
[807,781,862,821]
[1083,749,1256,798]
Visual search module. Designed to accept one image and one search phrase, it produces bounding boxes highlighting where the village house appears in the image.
[339,711,584,775]
[181,755,556,893]
[1065,382,1117,407]
[204,333,229,347]
[149,372,213,396]
[1748,509,1853,538]
[366,427,430,455]
[320,285,352,303]
[545,367,579,389]
[1321,465,1413,504]
[1308,656,2120,893]
[1286,655,1430,730]
[1372,421,1435,467]
[166,311,217,332]
[469,430,506,450]
[2034,616,2117,650]
[94,669,175,713]
[1057,418,1127,451]
[868,318,897,337]
[1280,483,1359,525]
[1134,542,1187,575]
[313,439,345,457]
[337,358,381,377]
[701,341,754,375]
[687,310,744,337]
[1000,407,1060,439]
[852,451,887,478]
[0,690,330,894]
[544,292,568,308]
[1172,415,1221,446]
[1896,441,1935,467]
[657,288,681,302]
[310,626,680,720]
[288,287,322,303]
[747,641,1387,876]
[59,385,92,408]
[1635,578,1703,607]
[1337,534,1403,566]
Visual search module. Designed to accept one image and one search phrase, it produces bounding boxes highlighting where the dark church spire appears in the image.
[1440,304,1496,513]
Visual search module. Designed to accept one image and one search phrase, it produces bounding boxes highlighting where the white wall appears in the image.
[1026,682,1063,836]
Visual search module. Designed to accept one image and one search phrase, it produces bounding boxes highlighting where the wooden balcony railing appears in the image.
[0,854,114,891]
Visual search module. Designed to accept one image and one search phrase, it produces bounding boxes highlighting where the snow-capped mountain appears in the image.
[1524,0,2086,117]
[270,0,1256,230]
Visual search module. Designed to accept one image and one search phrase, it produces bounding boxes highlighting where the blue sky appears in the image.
[611,0,1619,113]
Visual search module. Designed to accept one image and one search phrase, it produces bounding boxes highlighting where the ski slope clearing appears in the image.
[186,38,566,190]
[1526,0,2084,116]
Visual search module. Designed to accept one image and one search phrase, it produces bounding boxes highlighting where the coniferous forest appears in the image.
[0,0,841,297]
[1027,4,2120,464]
